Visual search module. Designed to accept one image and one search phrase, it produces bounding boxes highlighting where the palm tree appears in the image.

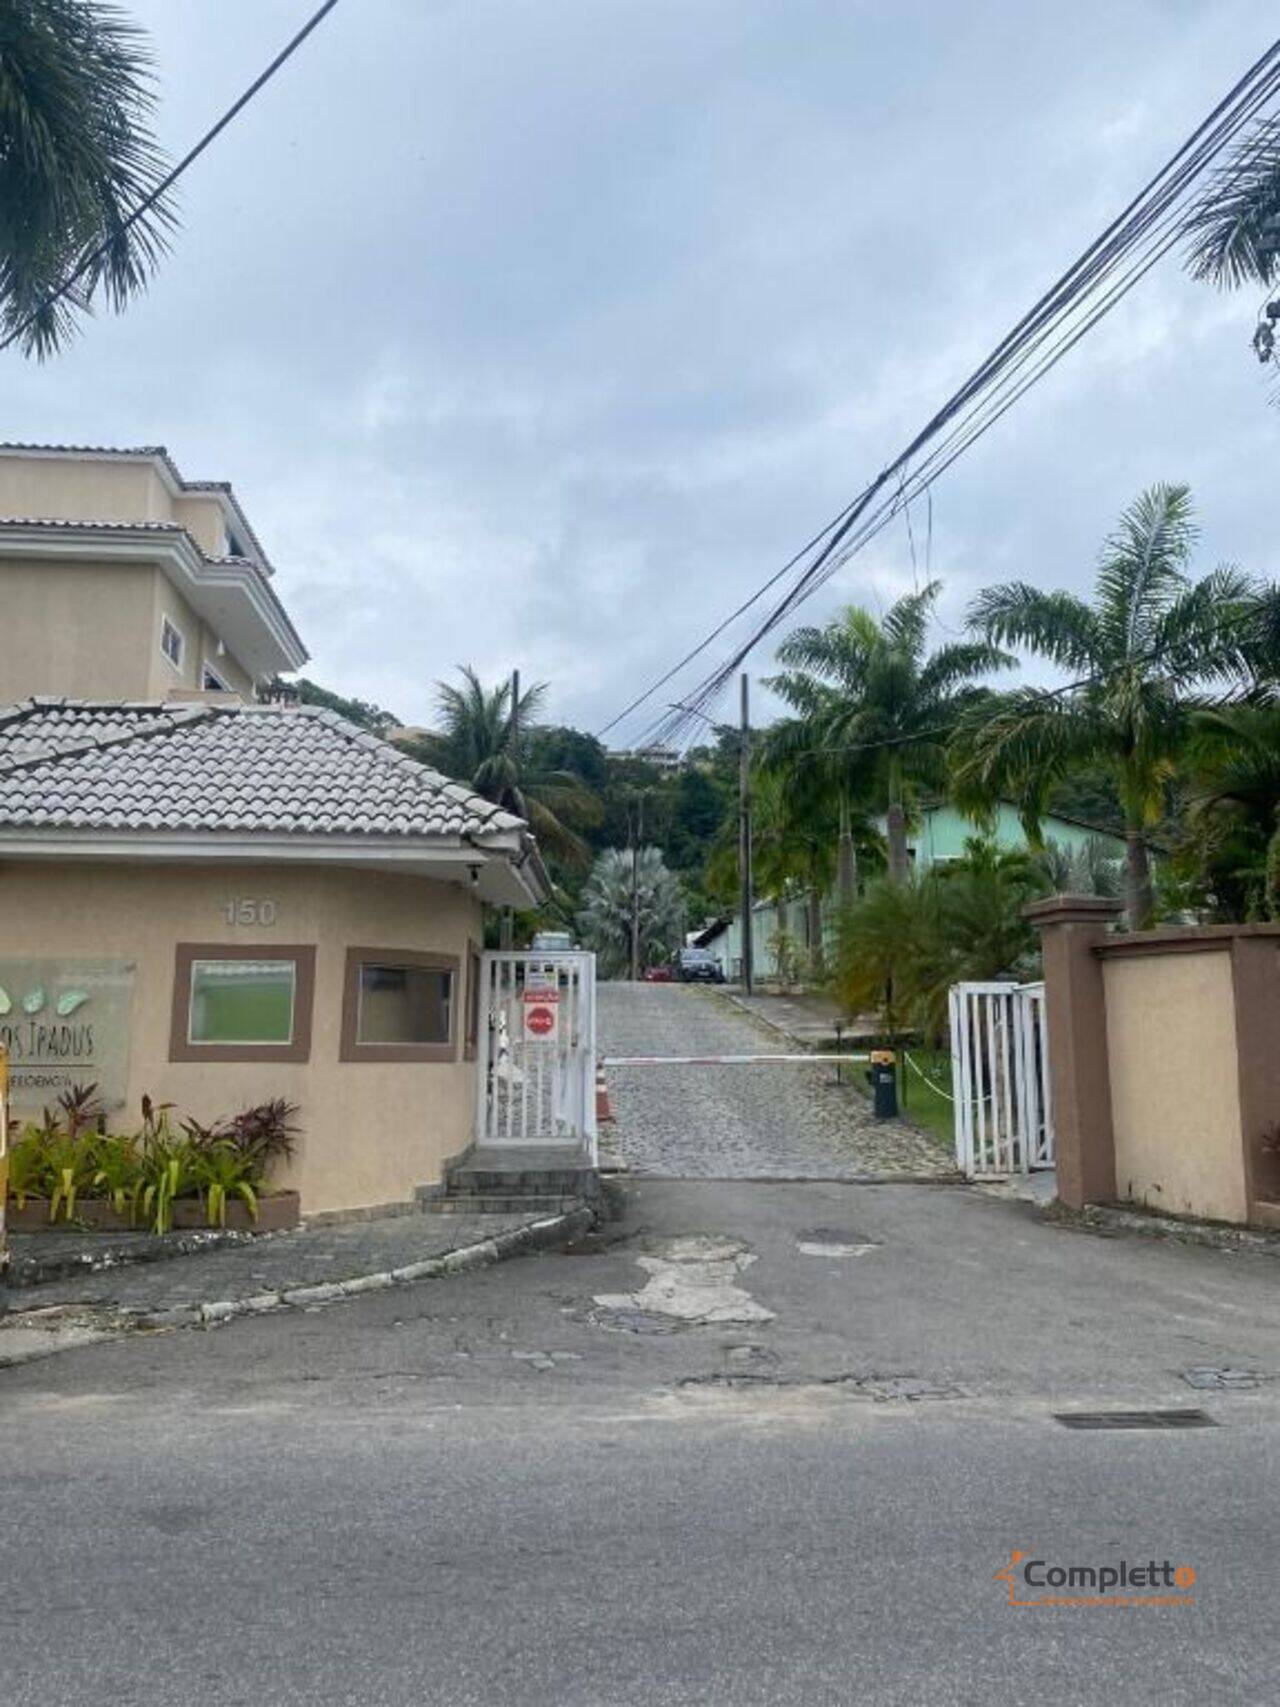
[0,0,177,356]
[956,484,1257,927]
[833,840,1046,1043]
[412,667,600,866]
[766,582,1013,884]
[1180,702,1280,920]
[1182,117,1280,374]
[577,847,683,979]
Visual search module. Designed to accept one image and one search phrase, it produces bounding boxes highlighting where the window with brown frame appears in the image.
[340,948,459,1063]
[169,944,316,1063]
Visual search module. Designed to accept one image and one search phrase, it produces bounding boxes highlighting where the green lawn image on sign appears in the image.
[0,960,135,1110]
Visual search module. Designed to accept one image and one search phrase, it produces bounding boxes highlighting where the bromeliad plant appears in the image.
[4,1091,300,1231]
[192,1141,260,1230]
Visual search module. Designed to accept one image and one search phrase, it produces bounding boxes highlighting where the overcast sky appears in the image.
[7,1,1279,739]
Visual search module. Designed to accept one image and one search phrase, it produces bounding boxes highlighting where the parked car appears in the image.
[530,931,575,953]
[675,947,725,984]
[642,963,675,982]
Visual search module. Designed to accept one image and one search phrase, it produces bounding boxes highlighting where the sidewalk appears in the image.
[727,988,878,1047]
[0,1204,593,1364]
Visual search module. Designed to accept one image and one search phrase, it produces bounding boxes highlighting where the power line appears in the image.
[610,38,1280,749]
[0,0,346,355]
[664,49,1280,738]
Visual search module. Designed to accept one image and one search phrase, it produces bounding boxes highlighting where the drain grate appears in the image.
[1054,1409,1217,1431]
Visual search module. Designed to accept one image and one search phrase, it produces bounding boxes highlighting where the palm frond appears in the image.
[0,0,178,356]
[1183,117,1280,288]
[1095,482,1195,659]
[880,581,941,662]
[966,584,1103,673]
[916,640,1015,700]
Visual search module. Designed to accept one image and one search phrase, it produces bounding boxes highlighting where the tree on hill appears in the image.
[766,583,1013,883]
[409,667,600,868]
[577,847,683,978]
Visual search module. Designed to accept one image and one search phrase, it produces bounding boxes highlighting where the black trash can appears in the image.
[867,1049,898,1119]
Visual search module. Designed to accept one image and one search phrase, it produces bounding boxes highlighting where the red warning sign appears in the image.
[522,985,560,1043]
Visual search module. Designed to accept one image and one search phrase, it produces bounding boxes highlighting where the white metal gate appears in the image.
[474,951,597,1159]
[948,980,1053,1176]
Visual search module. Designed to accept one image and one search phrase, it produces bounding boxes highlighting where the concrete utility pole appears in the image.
[739,672,754,995]
[629,792,644,981]
[499,668,519,951]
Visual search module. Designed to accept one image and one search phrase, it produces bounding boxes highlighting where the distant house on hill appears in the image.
[697,801,1126,982]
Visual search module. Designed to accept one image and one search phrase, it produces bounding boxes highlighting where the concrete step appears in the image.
[424,1193,585,1216]
[443,1144,599,1199]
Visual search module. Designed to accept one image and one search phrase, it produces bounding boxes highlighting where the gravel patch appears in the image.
[599,982,952,1179]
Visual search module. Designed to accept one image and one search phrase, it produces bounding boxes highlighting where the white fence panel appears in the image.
[474,952,597,1160]
[949,980,1054,1177]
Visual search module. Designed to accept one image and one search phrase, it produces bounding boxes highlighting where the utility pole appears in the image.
[629,791,644,981]
[500,668,519,951]
[739,672,754,995]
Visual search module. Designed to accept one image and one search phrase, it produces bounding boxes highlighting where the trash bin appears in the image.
[867,1048,898,1119]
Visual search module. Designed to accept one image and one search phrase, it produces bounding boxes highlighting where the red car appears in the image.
[642,963,675,982]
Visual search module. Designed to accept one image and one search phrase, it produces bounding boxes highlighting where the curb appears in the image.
[4,1206,597,1339]
[177,1206,595,1329]
[3,1225,290,1290]
[1040,1198,1280,1257]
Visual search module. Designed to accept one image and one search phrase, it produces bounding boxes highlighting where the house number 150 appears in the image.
[221,898,278,927]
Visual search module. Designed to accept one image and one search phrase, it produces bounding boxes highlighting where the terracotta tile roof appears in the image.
[0,699,526,843]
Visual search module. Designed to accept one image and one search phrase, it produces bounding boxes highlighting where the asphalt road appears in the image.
[4,1174,1280,1706]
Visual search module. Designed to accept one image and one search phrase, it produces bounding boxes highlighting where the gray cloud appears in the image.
[5,0,1277,736]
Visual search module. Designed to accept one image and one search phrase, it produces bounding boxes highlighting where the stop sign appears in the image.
[526,1004,556,1038]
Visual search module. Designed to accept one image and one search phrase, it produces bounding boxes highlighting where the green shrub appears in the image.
[5,1091,299,1232]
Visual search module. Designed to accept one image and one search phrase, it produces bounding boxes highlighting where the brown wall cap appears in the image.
[1024,893,1124,928]
[1094,922,1280,959]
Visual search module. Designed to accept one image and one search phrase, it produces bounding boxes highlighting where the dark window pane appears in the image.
[357,963,452,1046]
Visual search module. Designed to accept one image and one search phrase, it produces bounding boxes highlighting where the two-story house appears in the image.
[0,442,307,701]
[0,443,550,1219]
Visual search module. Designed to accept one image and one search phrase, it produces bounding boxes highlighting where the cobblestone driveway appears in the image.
[599,982,952,1178]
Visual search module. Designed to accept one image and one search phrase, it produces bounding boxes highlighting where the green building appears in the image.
[698,802,1126,982]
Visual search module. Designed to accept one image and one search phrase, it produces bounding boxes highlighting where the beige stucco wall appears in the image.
[147,570,258,697]
[0,557,254,703]
[0,558,161,701]
[0,457,170,526]
[172,494,230,557]
[1103,949,1248,1223]
[0,860,483,1215]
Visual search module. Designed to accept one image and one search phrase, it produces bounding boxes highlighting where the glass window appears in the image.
[357,962,453,1046]
[161,617,185,669]
[189,958,296,1045]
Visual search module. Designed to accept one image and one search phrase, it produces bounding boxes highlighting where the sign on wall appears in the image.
[0,960,135,1111]
[521,983,560,1044]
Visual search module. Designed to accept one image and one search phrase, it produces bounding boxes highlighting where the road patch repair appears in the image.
[796,1227,880,1259]
[592,1234,776,1328]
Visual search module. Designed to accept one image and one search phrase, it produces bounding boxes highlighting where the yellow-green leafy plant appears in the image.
[6,1128,52,1210]
[90,1134,143,1221]
[193,1140,259,1229]
[45,1132,98,1224]
[137,1136,198,1235]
